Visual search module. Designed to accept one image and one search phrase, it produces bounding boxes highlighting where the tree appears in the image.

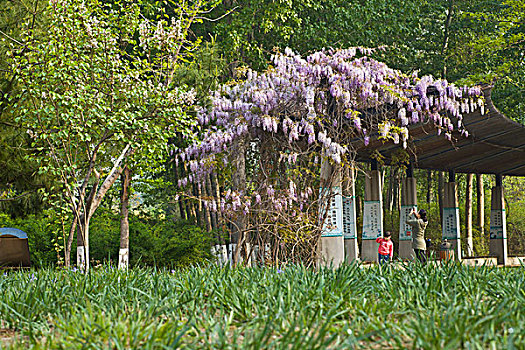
[0,0,53,216]
[443,0,525,123]
[7,0,211,270]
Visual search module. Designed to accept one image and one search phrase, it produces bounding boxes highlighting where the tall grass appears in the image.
[1,263,524,349]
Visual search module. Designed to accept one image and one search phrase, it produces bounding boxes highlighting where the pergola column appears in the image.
[442,170,461,260]
[490,175,508,265]
[318,159,345,267]
[343,165,359,263]
[399,165,416,260]
[361,161,383,262]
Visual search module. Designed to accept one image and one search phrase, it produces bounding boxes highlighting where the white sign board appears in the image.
[362,200,382,240]
[320,186,343,237]
[343,195,357,239]
[490,209,506,239]
[442,207,460,240]
[399,205,415,241]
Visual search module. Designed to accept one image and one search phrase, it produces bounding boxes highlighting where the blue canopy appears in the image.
[0,227,28,239]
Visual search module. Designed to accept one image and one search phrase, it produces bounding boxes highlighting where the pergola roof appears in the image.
[355,86,525,176]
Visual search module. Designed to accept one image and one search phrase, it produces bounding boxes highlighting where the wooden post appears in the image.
[361,161,383,262]
[442,170,461,260]
[489,175,508,265]
[399,165,416,260]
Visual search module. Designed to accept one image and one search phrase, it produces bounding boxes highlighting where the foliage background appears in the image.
[0,209,211,267]
[1,0,525,267]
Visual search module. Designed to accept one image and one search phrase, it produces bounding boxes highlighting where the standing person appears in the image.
[376,231,394,265]
[407,208,428,263]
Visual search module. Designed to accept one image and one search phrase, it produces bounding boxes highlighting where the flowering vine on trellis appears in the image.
[174,47,484,250]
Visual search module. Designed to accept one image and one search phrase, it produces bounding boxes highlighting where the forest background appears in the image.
[1,0,525,267]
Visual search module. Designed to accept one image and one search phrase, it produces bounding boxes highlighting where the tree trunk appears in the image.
[64,215,77,267]
[202,182,212,233]
[196,182,205,227]
[211,172,224,243]
[387,167,394,212]
[231,137,247,265]
[88,145,131,218]
[476,174,484,245]
[184,163,197,223]
[76,176,99,272]
[380,170,385,205]
[119,165,131,269]
[205,174,216,231]
[426,170,432,204]
[76,216,90,272]
[395,169,401,211]
[466,173,474,256]
[441,0,455,79]
[356,195,362,219]
[76,143,132,272]
[438,171,444,227]
[175,161,188,221]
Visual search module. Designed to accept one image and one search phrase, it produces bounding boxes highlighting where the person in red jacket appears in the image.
[376,231,394,265]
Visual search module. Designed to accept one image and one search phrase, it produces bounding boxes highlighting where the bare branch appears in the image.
[195,6,238,22]
[0,189,39,201]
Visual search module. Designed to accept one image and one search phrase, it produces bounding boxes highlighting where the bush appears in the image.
[507,199,525,255]
[1,209,214,268]
[128,216,213,268]
[89,209,214,268]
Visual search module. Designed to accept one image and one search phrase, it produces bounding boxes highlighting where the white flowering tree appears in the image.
[177,47,485,266]
[7,0,211,270]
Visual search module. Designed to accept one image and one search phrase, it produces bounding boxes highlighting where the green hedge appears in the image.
[0,209,213,268]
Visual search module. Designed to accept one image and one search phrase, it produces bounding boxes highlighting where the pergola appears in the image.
[355,86,525,176]
[319,86,525,266]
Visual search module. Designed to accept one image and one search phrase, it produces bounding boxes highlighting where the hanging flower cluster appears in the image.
[175,47,484,248]
[179,47,482,172]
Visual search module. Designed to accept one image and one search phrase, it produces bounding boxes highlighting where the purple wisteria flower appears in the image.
[174,46,483,220]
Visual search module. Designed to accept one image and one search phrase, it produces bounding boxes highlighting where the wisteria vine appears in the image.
[175,47,484,261]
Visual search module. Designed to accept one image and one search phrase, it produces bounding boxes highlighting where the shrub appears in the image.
[1,209,214,268]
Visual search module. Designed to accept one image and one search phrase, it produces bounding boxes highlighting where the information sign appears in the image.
[362,200,383,240]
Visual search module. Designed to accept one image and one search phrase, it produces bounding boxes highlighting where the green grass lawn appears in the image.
[0,262,524,349]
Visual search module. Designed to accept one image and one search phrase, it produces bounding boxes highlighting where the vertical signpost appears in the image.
[362,201,383,240]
